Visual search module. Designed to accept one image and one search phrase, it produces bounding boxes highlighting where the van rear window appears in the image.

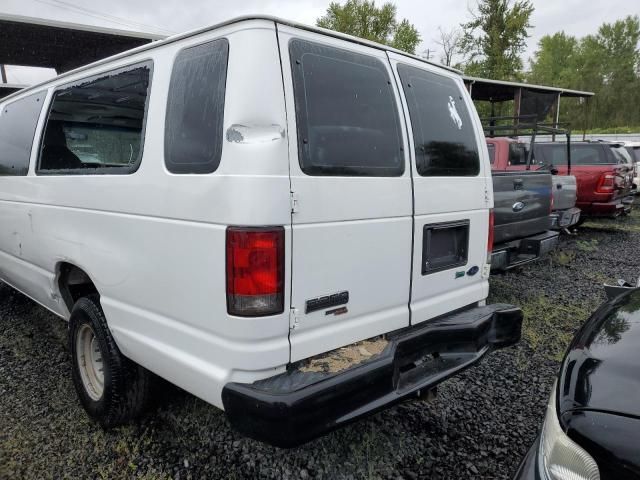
[289,39,404,176]
[398,65,479,177]
[0,92,46,176]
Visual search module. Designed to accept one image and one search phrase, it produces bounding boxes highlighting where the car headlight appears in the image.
[539,381,600,480]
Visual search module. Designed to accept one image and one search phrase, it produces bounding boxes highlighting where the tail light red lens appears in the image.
[487,209,495,257]
[226,227,284,317]
[596,173,615,194]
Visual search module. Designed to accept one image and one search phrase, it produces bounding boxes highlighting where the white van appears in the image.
[0,16,522,447]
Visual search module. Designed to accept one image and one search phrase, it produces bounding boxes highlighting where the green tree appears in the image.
[590,15,640,127]
[460,0,534,80]
[316,0,421,54]
[528,32,579,87]
[528,15,640,130]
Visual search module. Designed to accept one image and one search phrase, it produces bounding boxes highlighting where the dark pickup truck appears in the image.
[487,138,559,271]
[490,138,581,230]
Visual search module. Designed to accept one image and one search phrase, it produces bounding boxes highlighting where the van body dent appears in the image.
[0,16,522,447]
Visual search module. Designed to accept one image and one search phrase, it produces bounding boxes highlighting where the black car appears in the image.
[514,288,640,480]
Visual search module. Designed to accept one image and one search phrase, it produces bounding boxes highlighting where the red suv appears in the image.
[533,142,634,218]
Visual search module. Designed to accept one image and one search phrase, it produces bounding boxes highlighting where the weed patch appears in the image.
[489,281,598,362]
[551,250,576,266]
[519,296,595,361]
[575,239,599,252]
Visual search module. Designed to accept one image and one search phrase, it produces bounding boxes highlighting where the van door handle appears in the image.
[556,184,562,189]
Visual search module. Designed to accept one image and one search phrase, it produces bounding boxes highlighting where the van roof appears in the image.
[1,15,460,104]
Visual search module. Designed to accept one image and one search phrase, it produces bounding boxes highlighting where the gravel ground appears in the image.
[2,210,640,480]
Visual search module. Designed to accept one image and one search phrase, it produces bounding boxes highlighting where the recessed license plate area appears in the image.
[422,220,469,275]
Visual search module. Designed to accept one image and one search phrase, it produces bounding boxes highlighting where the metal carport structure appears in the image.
[0,13,165,98]
[463,75,594,128]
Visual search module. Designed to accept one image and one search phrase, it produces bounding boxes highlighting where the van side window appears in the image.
[289,39,404,176]
[398,65,480,176]
[38,62,152,174]
[0,92,46,176]
[165,39,229,174]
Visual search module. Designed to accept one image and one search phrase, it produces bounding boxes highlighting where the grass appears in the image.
[580,219,640,234]
[549,239,598,267]
[551,249,576,266]
[584,271,614,285]
[580,204,640,234]
[584,126,640,134]
[519,295,595,361]
[347,421,393,479]
[575,239,599,252]
[489,277,597,362]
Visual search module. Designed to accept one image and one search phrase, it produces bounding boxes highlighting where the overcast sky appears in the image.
[2,0,639,84]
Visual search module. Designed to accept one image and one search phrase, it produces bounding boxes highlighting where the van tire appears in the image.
[69,295,150,428]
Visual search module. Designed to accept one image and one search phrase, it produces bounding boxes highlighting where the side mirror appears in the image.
[550,167,559,175]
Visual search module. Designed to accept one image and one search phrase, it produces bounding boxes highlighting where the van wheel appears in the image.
[69,295,150,427]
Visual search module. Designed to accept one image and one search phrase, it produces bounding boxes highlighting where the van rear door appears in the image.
[277,26,413,362]
[387,54,491,324]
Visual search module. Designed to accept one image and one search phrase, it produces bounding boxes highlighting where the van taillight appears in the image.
[226,227,284,317]
[596,173,615,193]
[487,209,495,257]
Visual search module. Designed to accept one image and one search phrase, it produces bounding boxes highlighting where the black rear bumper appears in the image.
[222,304,522,448]
[491,230,559,272]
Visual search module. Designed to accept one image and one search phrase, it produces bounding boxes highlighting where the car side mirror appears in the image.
[550,167,559,175]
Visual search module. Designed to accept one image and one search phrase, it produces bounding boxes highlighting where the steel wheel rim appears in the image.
[76,324,104,401]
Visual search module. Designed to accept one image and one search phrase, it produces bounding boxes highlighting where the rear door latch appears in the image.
[289,308,300,330]
[290,192,299,213]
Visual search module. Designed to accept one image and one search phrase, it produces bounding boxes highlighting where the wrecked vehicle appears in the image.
[0,16,522,447]
[534,141,634,219]
[514,286,640,480]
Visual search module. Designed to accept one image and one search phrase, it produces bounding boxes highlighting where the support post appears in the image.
[489,100,496,137]
[513,87,522,137]
[548,92,561,141]
[583,97,592,141]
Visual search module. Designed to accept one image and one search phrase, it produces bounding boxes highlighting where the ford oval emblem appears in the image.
[512,201,525,212]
